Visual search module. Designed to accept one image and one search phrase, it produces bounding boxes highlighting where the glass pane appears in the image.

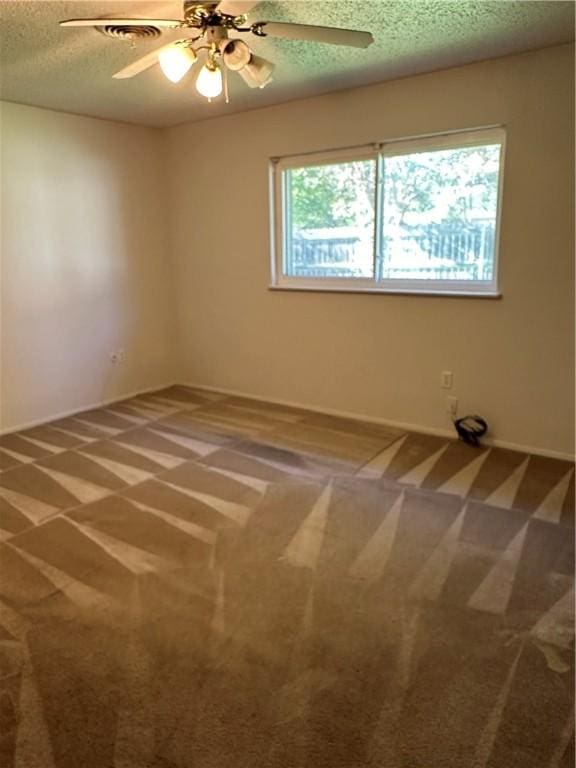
[283,160,376,279]
[380,143,501,282]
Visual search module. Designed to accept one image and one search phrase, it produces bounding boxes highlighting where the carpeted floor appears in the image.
[0,385,574,768]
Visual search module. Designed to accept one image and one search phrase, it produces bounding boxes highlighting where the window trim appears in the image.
[270,126,506,297]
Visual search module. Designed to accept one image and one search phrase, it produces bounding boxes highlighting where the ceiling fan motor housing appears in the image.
[205,26,229,44]
[184,2,244,27]
[184,1,218,19]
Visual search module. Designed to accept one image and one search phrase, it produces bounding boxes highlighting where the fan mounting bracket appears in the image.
[251,22,267,37]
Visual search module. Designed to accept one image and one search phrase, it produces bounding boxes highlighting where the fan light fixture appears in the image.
[60,0,374,104]
[159,45,197,83]
[195,59,223,98]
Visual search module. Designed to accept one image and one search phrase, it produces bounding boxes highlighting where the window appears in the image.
[271,127,505,295]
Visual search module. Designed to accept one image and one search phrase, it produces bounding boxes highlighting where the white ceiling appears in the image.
[0,1,573,127]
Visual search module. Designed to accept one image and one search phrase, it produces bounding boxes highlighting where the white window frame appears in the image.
[270,126,506,297]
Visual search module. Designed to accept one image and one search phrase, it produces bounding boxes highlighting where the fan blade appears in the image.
[60,18,182,28]
[113,39,194,79]
[216,0,258,15]
[253,21,373,48]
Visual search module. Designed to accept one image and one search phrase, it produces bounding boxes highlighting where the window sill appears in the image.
[269,285,502,298]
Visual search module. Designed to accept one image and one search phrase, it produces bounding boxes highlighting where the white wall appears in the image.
[0,102,177,431]
[166,44,575,458]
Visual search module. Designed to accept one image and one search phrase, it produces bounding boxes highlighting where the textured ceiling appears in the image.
[0,1,574,127]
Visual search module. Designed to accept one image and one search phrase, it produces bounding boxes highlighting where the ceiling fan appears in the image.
[60,1,374,101]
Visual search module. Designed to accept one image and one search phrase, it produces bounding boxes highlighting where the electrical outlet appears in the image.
[441,371,453,389]
[446,396,458,416]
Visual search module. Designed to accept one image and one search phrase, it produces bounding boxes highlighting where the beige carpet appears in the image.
[0,385,574,767]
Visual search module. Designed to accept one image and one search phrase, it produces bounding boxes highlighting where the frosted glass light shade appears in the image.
[159,46,196,83]
[196,63,223,98]
[221,39,251,71]
[238,55,275,89]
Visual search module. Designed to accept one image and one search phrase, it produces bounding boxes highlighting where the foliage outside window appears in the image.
[271,127,505,295]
